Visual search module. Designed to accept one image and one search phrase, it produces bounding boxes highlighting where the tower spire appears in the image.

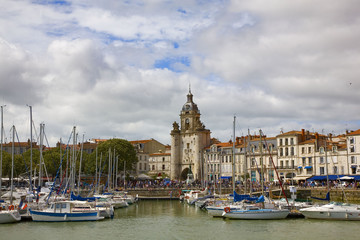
[189,82,191,94]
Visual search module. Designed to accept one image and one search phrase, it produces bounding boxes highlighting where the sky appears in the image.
[1,0,360,147]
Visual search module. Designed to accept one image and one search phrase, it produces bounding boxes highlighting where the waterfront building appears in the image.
[170,89,211,181]
[201,128,360,184]
[347,129,360,174]
[130,139,166,175]
[2,139,39,154]
[148,146,171,178]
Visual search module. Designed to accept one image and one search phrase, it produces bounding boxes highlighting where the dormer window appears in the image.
[332,146,337,152]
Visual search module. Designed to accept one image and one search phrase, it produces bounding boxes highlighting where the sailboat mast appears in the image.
[325,134,329,193]
[28,105,33,191]
[0,105,4,197]
[38,123,44,188]
[248,129,252,196]
[244,134,247,194]
[108,148,111,191]
[10,125,15,205]
[123,160,126,190]
[71,126,76,191]
[95,146,98,193]
[232,116,236,193]
[260,129,264,197]
[78,134,84,195]
[113,148,116,190]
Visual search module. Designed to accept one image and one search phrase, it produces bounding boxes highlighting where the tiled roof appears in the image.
[347,129,360,136]
[277,130,302,136]
[130,140,152,144]
[299,139,316,145]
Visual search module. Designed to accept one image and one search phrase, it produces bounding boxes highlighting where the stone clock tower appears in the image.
[170,89,211,180]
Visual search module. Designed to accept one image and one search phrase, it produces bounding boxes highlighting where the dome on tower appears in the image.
[182,91,199,113]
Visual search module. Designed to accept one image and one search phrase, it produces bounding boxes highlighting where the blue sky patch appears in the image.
[32,0,71,6]
[177,8,187,14]
[154,56,190,72]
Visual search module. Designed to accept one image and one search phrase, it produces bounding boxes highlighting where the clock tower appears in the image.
[170,89,211,181]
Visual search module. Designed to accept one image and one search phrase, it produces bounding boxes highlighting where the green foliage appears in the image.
[0,138,137,181]
[92,139,138,174]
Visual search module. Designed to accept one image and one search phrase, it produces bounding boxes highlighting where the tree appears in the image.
[87,139,137,176]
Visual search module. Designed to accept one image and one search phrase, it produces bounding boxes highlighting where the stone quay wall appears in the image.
[126,187,360,203]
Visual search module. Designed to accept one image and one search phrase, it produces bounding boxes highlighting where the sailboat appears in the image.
[222,128,289,220]
[300,134,360,220]
[0,125,21,223]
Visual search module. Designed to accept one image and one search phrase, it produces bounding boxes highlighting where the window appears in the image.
[308,157,312,165]
[290,147,294,156]
[291,160,295,168]
[332,146,337,152]
[285,138,288,145]
[320,147,324,154]
[290,138,294,145]
[279,139,283,146]
[301,147,305,154]
[302,157,306,166]
[285,148,288,156]
[350,146,355,153]
[349,137,354,144]
[251,158,256,166]
[308,147,312,153]
[351,156,356,164]
[319,157,324,164]
[320,167,325,175]
[152,165,155,170]
[280,161,284,168]
[162,164,165,170]
[162,157,165,162]
[280,148,283,156]
[333,166,338,174]
[139,163,142,170]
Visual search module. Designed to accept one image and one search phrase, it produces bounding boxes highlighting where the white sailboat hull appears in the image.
[30,209,104,222]
[206,205,243,217]
[300,203,360,220]
[0,210,21,223]
[223,209,289,220]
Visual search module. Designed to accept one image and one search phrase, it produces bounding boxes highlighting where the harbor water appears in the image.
[1,200,359,240]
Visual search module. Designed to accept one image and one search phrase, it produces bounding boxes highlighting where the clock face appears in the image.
[185,118,189,123]
[185,104,190,110]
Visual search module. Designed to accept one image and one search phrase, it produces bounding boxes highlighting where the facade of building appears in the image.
[202,129,360,183]
[170,90,211,180]
[130,139,167,175]
[347,129,360,175]
[148,145,171,178]
[2,139,39,154]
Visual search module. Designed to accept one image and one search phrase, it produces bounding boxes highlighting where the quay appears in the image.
[124,187,360,203]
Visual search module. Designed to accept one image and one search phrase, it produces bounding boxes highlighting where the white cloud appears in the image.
[0,0,359,146]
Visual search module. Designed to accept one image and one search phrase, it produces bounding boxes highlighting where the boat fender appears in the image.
[8,205,14,210]
[224,207,231,213]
